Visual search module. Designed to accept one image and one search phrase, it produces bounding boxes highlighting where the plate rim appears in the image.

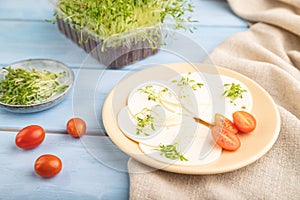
[102,62,281,174]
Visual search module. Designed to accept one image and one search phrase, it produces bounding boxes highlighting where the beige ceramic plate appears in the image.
[102,63,280,174]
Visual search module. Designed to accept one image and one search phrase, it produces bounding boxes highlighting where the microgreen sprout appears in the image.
[158,143,188,161]
[0,67,68,105]
[223,83,247,105]
[172,72,204,91]
[138,85,158,102]
[161,87,169,93]
[135,108,155,136]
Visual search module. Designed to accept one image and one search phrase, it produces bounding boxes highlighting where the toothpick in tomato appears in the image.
[214,113,238,134]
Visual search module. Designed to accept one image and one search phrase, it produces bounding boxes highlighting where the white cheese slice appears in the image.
[118,106,185,147]
[139,123,222,166]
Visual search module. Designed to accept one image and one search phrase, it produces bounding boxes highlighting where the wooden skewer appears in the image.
[193,117,212,128]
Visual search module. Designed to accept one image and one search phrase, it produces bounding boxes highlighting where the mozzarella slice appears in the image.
[127,82,161,116]
[127,81,183,126]
[167,72,253,123]
[139,124,222,166]
[158,87,182,114]
[203,73,252,122]
[118,106,186,147]
[168,72,214,122]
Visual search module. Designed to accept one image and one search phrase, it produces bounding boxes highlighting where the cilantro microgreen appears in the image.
[172,72,204,91]
[223,83,247,105]
[135,108,155,136]
[138,85,158,102]
[158,143,188,161]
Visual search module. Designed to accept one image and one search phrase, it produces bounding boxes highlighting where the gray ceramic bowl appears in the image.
[0,59,74,113]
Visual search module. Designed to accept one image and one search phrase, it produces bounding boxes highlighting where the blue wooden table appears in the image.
[0,0,247,199]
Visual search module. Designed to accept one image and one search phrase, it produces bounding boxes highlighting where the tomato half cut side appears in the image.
[233,111,257,133]
[214,113,238,134]
[211,126,241,151]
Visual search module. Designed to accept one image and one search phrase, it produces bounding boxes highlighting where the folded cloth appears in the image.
[128,0,300,199]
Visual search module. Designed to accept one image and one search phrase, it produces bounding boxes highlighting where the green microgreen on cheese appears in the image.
[138,85,158,102]
[139,85,170,102]
[172,72,204,91]
[158,143,188,161]
[223,83,247,105]
[135,108,155,136]
[0,67,68,105]
[161,87,168,93]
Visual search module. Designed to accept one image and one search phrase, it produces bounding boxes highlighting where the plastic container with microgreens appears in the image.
[53,0,195,68]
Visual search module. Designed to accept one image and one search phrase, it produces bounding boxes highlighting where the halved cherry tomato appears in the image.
[34,154,62,178]
[66,118,87,138]
[233,111,256,133]
[211,125,241,151]
[15,125,45,149]
[214,113,238,134]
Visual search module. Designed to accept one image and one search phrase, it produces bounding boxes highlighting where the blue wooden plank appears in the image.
[0,0,55,21]
[0,0,247,27]
[190,0,247,27]
[0,20,247,68]
[0,20,96,68]
[0,131,129,199]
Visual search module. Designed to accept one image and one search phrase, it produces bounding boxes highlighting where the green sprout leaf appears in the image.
[172,72,204,91]
[138,85,158,102]
[158,143,188,161]
[135,108,155,136]
[223,83,247,105]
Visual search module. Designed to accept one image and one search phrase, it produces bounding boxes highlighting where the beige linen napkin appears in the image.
[128,0,300,199]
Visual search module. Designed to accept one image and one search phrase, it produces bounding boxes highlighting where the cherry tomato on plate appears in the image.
[34,154,62,178]
[15,125,45,149]
[233,111,257,133]
[214,113,238,134]
[211,125,241,151]
[66,118,87,138]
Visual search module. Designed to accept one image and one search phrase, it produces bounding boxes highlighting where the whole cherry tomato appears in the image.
[233,111,257,133]
[34,154,62,178]
[211,125,241,151]
[15,125,45,149]
[66,118,87,138]
[214,113,238,134]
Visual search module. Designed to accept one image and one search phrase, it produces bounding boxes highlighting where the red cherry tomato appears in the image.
[233,111,257,133]
[211,125,241,151]
[15,125,45,149]
[34,154,62,178]
[214,113,238,134]
[66,118,86,138]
